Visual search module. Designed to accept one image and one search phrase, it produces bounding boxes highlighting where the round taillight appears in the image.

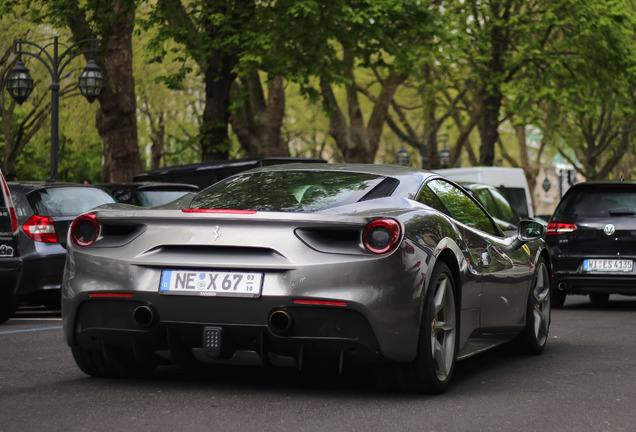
[71,213,100,246]
[363,218,402,254]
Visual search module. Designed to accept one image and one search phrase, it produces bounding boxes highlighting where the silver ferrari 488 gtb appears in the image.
[62,164,550,393]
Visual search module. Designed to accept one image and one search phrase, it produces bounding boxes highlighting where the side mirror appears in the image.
[518,220,545,240]
[502,220,545,252]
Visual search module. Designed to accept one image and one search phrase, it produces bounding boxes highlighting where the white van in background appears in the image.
[435,167,535,219]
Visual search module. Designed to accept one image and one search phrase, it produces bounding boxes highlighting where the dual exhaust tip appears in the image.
[132,305,294,335]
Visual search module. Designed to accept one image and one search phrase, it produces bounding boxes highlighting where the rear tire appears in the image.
[517,257,550,355]
[376,262,458,394]
[589,293,610,306]
[71,345,156,378]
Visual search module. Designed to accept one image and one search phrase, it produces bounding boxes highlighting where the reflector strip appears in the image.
[182,209,257,214]
[293,299,348,307]
[89,293,134,298]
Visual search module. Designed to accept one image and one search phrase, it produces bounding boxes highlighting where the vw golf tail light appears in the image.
[363,218,402,254]
[71,212,100,246]
[546,222,578,235]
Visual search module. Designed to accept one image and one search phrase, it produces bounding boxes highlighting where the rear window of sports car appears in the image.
[190,171,387,212]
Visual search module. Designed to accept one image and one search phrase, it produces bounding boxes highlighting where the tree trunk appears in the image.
[200,52,238,161]
[477,92,501,166]
[322,51,405,164]
[150,113,165,170]
[230,73,289,157]
[68,1,142,182]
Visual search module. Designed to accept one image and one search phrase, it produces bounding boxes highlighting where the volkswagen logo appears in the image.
[604,224,616,236]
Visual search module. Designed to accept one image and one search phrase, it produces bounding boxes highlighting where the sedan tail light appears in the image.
[70,212,100,246]
[363,218,402,254]
[22,215,59,243]
[546,222,578,235]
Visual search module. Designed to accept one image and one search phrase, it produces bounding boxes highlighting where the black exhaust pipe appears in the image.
[268,309,293,334]
[133,305,155,329]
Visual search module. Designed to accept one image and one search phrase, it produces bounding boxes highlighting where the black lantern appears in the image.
[439,144,451,168]
[396,146,410,166]
[78,59,104,103]
[6,60,34,105]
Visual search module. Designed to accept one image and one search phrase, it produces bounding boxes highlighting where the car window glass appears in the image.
[489,188,519,225]
[416,184,451,216]
[471,188,499,218]
[27,187,116,217]
[191,171,385,212]
[555,187,636,217]
[426,179,498,236]
[138,190,193,206]
[497,186,529,219]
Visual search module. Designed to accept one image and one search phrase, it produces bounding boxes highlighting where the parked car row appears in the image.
[0,175,201,322]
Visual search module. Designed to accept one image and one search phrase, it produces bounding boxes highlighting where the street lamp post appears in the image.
[6,36,104,182]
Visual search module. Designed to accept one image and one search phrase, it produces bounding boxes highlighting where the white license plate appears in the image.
[159,270,263,297]
[583,259,633,272]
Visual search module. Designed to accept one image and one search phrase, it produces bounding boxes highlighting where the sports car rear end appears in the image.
[62,168,429,375]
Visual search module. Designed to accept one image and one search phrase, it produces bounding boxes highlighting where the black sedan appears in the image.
[62,164,550,393]
[547,181,636,307]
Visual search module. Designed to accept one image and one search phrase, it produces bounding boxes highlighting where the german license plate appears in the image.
[583,259,633,272]
[159,270,263,297]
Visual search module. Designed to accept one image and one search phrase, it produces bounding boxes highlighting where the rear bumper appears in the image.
[17,254,65,297]
[552,273,636,295]
[550,253,636,295]
[66,293,384,371]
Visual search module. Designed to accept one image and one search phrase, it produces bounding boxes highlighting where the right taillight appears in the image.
[23,215,59,243]
[70,212,100,246]
[546,222,578,235]
[363,218,402,254]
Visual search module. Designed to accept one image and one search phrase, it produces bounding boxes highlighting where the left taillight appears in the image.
[22,215,59,243]
[70,212,100,246]
[363,218,402,254]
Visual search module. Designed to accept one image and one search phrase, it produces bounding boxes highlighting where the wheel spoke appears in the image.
[433,277,447,315]
[531,262,550,343]
[434,319,455,333]
[431,337,449,378]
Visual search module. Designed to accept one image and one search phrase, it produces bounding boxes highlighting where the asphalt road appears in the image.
[1,295,635,432]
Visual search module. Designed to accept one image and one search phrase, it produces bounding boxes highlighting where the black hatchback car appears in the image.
[546,181,636,307]
[8,182,117,310]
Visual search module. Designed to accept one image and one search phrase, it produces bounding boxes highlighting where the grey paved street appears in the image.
[1,296,635,432]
